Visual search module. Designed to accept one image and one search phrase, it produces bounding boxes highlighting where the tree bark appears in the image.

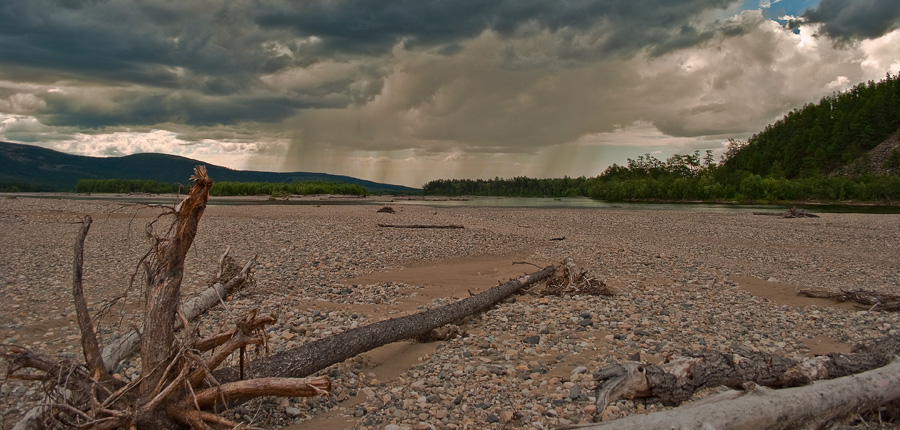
[139,166,213,401]
[588,334,900,427]
[213,264,556,384]
[574,359,900,430]
[593,334,900,411]
[72,214,109,382]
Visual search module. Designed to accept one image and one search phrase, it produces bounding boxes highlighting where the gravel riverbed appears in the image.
[1,196,899,429]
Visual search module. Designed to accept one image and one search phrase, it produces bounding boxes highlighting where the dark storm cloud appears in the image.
[258,0,739,58]
[802,0,900,40]
[0,0,753,130]
[39,91,344,128]
[0,0,320,94]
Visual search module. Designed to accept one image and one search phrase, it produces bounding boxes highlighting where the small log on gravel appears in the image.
[377,223,464,229]
[798,288,900,312]
[752,207,819,218]
[213,264,556,384]
[585,334,900,428]
[573,359,900,430]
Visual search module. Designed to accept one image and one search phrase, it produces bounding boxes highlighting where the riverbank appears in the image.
[1,197,898,429]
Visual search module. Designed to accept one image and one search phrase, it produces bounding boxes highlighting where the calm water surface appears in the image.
[20,194,900,214]
[379,197,900,214]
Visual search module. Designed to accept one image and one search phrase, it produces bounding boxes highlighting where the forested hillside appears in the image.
[720,73,900,179]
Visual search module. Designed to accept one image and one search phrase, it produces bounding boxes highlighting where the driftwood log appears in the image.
[574,359,900,430]
[214,264,556,384]
[751,207,819,218]
[584,334,900,428]
[799,288,900,312]
[377,223,464,229]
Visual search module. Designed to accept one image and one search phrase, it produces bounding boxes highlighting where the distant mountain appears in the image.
[0,141,419,193]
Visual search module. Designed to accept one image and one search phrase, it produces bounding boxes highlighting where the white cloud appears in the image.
[0,93,45,114]
[859,29,900,75]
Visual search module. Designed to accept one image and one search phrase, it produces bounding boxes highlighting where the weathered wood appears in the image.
[377,223,464,229]
[71,214,109,382]
[799,288,900,312]
[542,257,612,297]
[590,334,900,423]
[573,359,900,430]
[213,264,556,384]
[752,207,819,218]
[139,166,213,401]
[9,167,334,430]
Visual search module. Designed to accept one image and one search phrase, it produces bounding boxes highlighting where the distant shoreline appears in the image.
[4,192,899,214]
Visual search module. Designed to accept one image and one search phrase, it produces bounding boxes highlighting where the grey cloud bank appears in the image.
[1,0,899,187]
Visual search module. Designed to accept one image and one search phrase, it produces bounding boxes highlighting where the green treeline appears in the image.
[424,74,900,204]
[210,181,367,196]
[75,179,183,194]
[422,176,590,197]
[586,168,900,202]
[74,178,368,196]
[0,182,56,192]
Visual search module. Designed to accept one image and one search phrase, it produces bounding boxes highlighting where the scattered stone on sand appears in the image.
[1,196,898,429]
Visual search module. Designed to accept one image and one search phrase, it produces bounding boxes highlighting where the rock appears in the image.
[568,385,583,399]
[571,365,588,375]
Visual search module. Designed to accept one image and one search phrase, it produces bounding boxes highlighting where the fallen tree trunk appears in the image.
[213,264,556,384]
[586,334,900,427]
[593,334,900,410]
[573,359,900,430]
[376,223,464,229]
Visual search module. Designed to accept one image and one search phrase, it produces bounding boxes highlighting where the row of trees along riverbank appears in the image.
[74,178,368,196]
[422,152,900,203]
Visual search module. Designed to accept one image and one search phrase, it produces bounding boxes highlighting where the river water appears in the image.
[377,196,900,214]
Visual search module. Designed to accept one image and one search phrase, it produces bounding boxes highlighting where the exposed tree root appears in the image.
[4,166,329,430]
[540,257,613,297]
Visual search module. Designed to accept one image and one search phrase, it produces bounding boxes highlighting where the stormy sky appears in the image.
[1,0,899,187]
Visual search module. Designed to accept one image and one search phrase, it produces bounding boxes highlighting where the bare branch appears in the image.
[186,376,331,409]
[71,215,109,382]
